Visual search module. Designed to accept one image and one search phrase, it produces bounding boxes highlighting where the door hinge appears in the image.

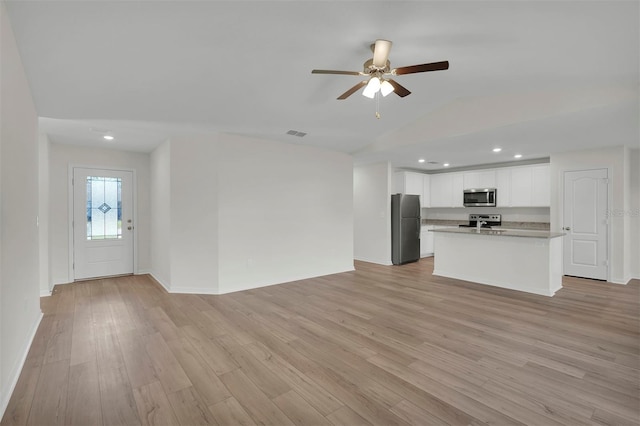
[72,262,75,270]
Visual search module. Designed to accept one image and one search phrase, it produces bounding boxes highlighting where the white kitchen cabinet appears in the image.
[451,173,464,207]
[424,164,550,209]
[509,167,533,206]
[429,174,451,207]
[430,172,464,208]
[420,225,433,257]
[496,164,551,207]
[531,165,550,206]
[463,170,496,189]
[422,175,431,208]
[394,171,424,197]
[495,168,511,207]
[422,225,450,257]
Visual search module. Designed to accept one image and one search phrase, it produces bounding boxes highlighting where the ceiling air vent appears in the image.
[427,161,439,164]
[286,130,307,137]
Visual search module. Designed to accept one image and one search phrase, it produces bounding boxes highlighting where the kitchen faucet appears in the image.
[476,220,487,231]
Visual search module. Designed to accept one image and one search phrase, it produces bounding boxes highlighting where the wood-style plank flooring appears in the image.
[2,258,639,425]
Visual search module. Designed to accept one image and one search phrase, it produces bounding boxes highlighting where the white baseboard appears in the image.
[148,272,171,293]
[216,266,356,295]
[39,290,52,297]
[610,276,631,285]
[169,286,220,295]
[354,256,392,266]
[151,266,358,296]
[0,311,43,420]
[135,269,151,275]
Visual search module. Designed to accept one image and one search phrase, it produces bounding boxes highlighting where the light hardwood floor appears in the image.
[2,258,639,425]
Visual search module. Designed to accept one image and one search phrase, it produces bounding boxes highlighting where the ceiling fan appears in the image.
[312,39,449,100]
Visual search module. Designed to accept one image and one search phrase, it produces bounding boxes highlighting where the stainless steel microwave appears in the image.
[463,188,497,207]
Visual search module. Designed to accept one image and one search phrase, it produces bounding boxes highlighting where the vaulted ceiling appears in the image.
[5,1,639,170]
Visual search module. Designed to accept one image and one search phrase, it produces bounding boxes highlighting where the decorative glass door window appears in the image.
[86,176,122,240]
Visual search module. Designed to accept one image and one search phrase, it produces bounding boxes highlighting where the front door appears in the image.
[562,169,608,280]
[73,168,134,280]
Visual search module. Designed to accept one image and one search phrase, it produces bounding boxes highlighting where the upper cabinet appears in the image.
[495,168,512,207]
[430,172,463,208]
[394,171,424,196]
[396,164,550,209]
[394,171,426,207]
[509,167,533,206]
[497,164,550,207]
[530,165,551,207]
[463,170,496,189]
[422,175,431,208]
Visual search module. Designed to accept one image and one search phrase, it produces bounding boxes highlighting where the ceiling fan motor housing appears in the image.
[364,58,390,74]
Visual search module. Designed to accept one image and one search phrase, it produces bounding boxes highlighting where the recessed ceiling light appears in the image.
[103,135,114,141]
[514,154,523,158]
[443,163,450,167]
[418,159,425,163]
[492,148,502,153]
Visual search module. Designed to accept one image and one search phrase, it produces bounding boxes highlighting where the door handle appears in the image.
[127,226,133,230]
[562,226,571,231]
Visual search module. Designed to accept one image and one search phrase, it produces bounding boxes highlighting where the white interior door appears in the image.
[73,168,134,280]
[563,169,608,280]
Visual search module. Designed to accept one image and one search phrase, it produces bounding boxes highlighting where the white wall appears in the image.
[216,134,354,293]
[149,132,354,294]
[623,146,631,281]
[630,148,639,279]
[48,143,151,284]
[354,162,392,265]
[150,139,171,289]
[550,145,632,284]
[38,133,50,296]
[168,135,219,294]
[0,2,42,416]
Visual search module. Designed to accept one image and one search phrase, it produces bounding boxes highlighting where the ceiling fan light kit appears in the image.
[379,80,394,97]
[312,39,449,117]
[362,77,381,98]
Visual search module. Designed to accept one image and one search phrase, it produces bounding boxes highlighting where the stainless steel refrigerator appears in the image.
[391,194,421,265]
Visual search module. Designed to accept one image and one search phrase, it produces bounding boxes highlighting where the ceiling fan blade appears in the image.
[337,81,367,100]
[372,39,392,68]
[387,79,411,97]
[393,61,449,75]
[312,69,361,76]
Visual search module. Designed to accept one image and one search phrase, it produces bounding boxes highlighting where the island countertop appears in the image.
[430,227,565,239]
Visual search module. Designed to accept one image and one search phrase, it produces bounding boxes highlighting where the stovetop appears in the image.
[461,214,502,228]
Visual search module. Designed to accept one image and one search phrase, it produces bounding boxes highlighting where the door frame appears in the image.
[67,164,139,281]
[559,166,611,282]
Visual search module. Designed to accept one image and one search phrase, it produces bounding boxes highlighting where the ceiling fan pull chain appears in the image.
[375,91,381,119]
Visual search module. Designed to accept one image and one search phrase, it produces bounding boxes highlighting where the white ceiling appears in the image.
[6,1,639,171]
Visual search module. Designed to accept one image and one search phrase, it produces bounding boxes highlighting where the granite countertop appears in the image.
[429,227,565,239]
[422,219,550,231]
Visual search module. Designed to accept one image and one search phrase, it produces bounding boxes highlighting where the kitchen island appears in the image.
[430,227,565,296]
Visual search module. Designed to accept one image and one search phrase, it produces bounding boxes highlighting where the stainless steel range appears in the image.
[459,214,502,229]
